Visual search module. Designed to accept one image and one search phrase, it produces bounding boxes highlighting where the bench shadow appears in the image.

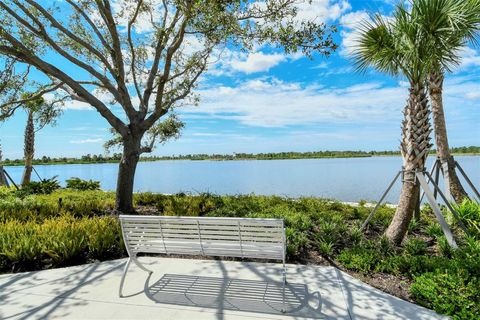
[144,273,323,318]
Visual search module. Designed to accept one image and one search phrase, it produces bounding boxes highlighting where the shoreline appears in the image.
[2,152,478,167]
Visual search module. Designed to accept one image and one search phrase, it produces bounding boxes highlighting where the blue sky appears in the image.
[0,0,479,159]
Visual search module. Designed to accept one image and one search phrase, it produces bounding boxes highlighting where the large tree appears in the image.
[354,8,434,244]
[0,0,337,212]
[413,0,480,203]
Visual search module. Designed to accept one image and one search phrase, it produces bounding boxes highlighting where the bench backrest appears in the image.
[119,215,285,262]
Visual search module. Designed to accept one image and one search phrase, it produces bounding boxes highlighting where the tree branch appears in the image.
[0,81,64,109]
[141,8,181,115]
[127,0,145,112]
[94,0,137,121]
[22,0,116,77]
[0,36,127,135]
[1,2,123,105]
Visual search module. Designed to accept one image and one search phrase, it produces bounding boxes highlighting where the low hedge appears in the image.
[0,215,123,272]
[0,187,115,222]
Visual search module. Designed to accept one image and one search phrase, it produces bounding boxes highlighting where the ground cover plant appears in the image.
[0,187,478,319]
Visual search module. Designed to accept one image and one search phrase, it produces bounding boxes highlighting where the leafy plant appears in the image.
[404,238,428,256]
[317,240,335,256]
[438,236,454,258]
[66,177,100,191]
[337,245,381,273]
[411,271,480,320]
[455,200,480,238]
[425,223,443,238]
[20,177,60,195]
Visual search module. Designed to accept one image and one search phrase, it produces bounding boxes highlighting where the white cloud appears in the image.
[182,77,405,127]
[339,10,371,58]
[230,52,286,74]
[181,75,479,128]
[465,92,480,100]
[70,138,103,144]
[312,61,329,69]
[457,47,480,70]
[295,0,351,22]
[61,100,94,111]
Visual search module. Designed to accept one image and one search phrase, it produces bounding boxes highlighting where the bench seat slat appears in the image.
[123,227,283,236]
[129,239,283,251]
[126,234,282,242]
[122,219,282,226]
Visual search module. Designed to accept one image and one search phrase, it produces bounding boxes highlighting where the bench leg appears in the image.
[119,257,132,298]
[281,264,287,313]
[131,256,153,273]
[119,257,153,298]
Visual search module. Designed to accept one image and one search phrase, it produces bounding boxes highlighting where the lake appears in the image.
[4,156,479,203]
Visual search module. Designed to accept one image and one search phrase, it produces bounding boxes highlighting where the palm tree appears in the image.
[413,0,480,203]
[21,101,37,186]
[354,8,434,244]
[19,95,61,186]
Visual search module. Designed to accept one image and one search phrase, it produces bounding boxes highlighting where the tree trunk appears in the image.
[386,173,421,244]
[428,72,468,203]
[21,110,35,187]
[0,166,7,186]
[385,83,432,245]
[115,135,142,213]
[0,145,7,186]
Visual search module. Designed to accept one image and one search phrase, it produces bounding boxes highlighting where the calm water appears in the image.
[4,156,479,203]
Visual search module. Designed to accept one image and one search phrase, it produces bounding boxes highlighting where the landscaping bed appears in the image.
[1,187,479,319]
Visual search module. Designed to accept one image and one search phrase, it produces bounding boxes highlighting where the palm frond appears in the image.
[352,14,403,77]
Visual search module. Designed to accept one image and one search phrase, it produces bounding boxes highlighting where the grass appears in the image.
[0,187,479,319]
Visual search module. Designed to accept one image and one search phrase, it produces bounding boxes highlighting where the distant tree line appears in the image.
[1,146,478,166]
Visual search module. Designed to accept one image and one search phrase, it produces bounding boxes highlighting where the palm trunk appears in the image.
[385,82,432,245]
[115,134,142,213]
[21,110,35,187]
[0,167,7,186]
[428,71,468,203]
[0,146,7,186]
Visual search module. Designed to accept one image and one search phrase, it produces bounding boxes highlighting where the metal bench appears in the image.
[119,215,287,312]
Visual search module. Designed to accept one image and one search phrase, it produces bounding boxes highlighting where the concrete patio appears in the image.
[0,257,447,320]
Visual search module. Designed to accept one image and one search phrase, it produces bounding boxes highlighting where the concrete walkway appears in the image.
[0,257,447,320]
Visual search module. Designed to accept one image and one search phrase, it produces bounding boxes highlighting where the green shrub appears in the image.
[285,227,308,257]
[66,177,101,191]
[347,226,364,245]
[438,236,454,258]
[455,200,480,238]
[404,238,428,256]
[0,215,124,272]
[378,235,396,257]
[337,245,381,273]
[0,189,115,222]
[20,177,60,195]
[425,222,443,238]
[411,271,480,319]
[134,192,164,206]
[317,240,335,256]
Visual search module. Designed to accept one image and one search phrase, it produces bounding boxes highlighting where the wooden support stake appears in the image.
[3,169,19,190]
[416,172,457,249]
[433,159,441,201]
[423,170,470,235]
[361,170,402,230]
[439,159,453,202]
[455,161,480,200]
[419,160,437,204]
